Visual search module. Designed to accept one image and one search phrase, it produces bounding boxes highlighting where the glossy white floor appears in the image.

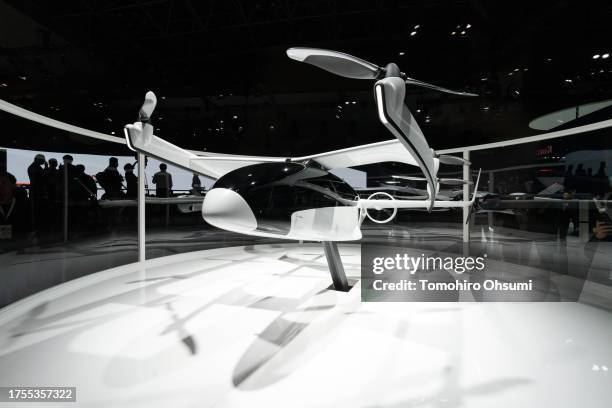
[0,243,610,408]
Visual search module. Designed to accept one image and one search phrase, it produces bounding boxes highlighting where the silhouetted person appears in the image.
[59,154,79,198]
[153,163,172,197]
[74,164,97,200]
[27,154,46,198]
[44,158,60,203]
[574,163,587,193]
[97,157,124,199]
[191,173,202,195]
[124,163,137,199]
[596,161,608,178]
[27,153,47,229]
[59,154,76,179]
[0,171,32,239]
[595,161,610,197]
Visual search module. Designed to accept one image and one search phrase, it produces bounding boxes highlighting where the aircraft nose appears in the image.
[202,188,257,234]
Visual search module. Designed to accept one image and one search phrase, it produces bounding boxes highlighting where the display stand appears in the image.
[322,241,350,291]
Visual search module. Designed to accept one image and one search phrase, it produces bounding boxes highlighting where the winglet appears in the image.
[471,169,482,205]
[464,169,482,224]
[139,91,157,123]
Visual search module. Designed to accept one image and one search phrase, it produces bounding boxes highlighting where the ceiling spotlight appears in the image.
[564,79,573,83]
[460,31,466,35]
[603,53,610,59]
[410,31,417,36]
[337,105,342,109]
[466,23,472,28]
[593,54,601,59]
[345,101,349,105]
[352,101,356,104]
[414,25,420,29]
[514,68,519,72]
[335,115,340,119]
[111,131,115,135]
[232,115,238,119]
[399,51,405,56]
[451,31,457,35]
[0,83,7,87]
[480,77,487,81]
[18,75,27,81]
[416,109,422,113]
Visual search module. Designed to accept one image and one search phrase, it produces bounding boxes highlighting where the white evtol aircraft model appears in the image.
[124,48,480,242]
[0,48,480,290]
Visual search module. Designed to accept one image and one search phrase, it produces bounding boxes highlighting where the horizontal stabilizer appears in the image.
[439,178,473,185]
[393,175,472,185]
[392,175,426,181]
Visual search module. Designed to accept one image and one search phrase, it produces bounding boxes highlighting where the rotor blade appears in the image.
[436,154,471,166]
[405,77,478,97]
[287,47,382,79]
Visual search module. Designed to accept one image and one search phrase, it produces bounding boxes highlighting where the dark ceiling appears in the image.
[1,0,611,158]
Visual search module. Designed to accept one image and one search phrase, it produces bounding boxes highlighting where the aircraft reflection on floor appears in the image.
[0,243,610,407]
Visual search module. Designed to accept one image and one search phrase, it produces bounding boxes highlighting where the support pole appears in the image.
[322,241,349,291]
[487,171,494,227]
[63,161,68,242]
[138,153,146,262]
[579,200,589,243]
[462,150,471,244]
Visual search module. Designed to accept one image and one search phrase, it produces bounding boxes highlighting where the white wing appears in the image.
[126,121,418,179]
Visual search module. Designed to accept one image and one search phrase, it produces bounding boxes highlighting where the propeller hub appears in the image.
[383,63,401,78]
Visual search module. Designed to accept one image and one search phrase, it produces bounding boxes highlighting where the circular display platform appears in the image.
[0,244,610,407]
